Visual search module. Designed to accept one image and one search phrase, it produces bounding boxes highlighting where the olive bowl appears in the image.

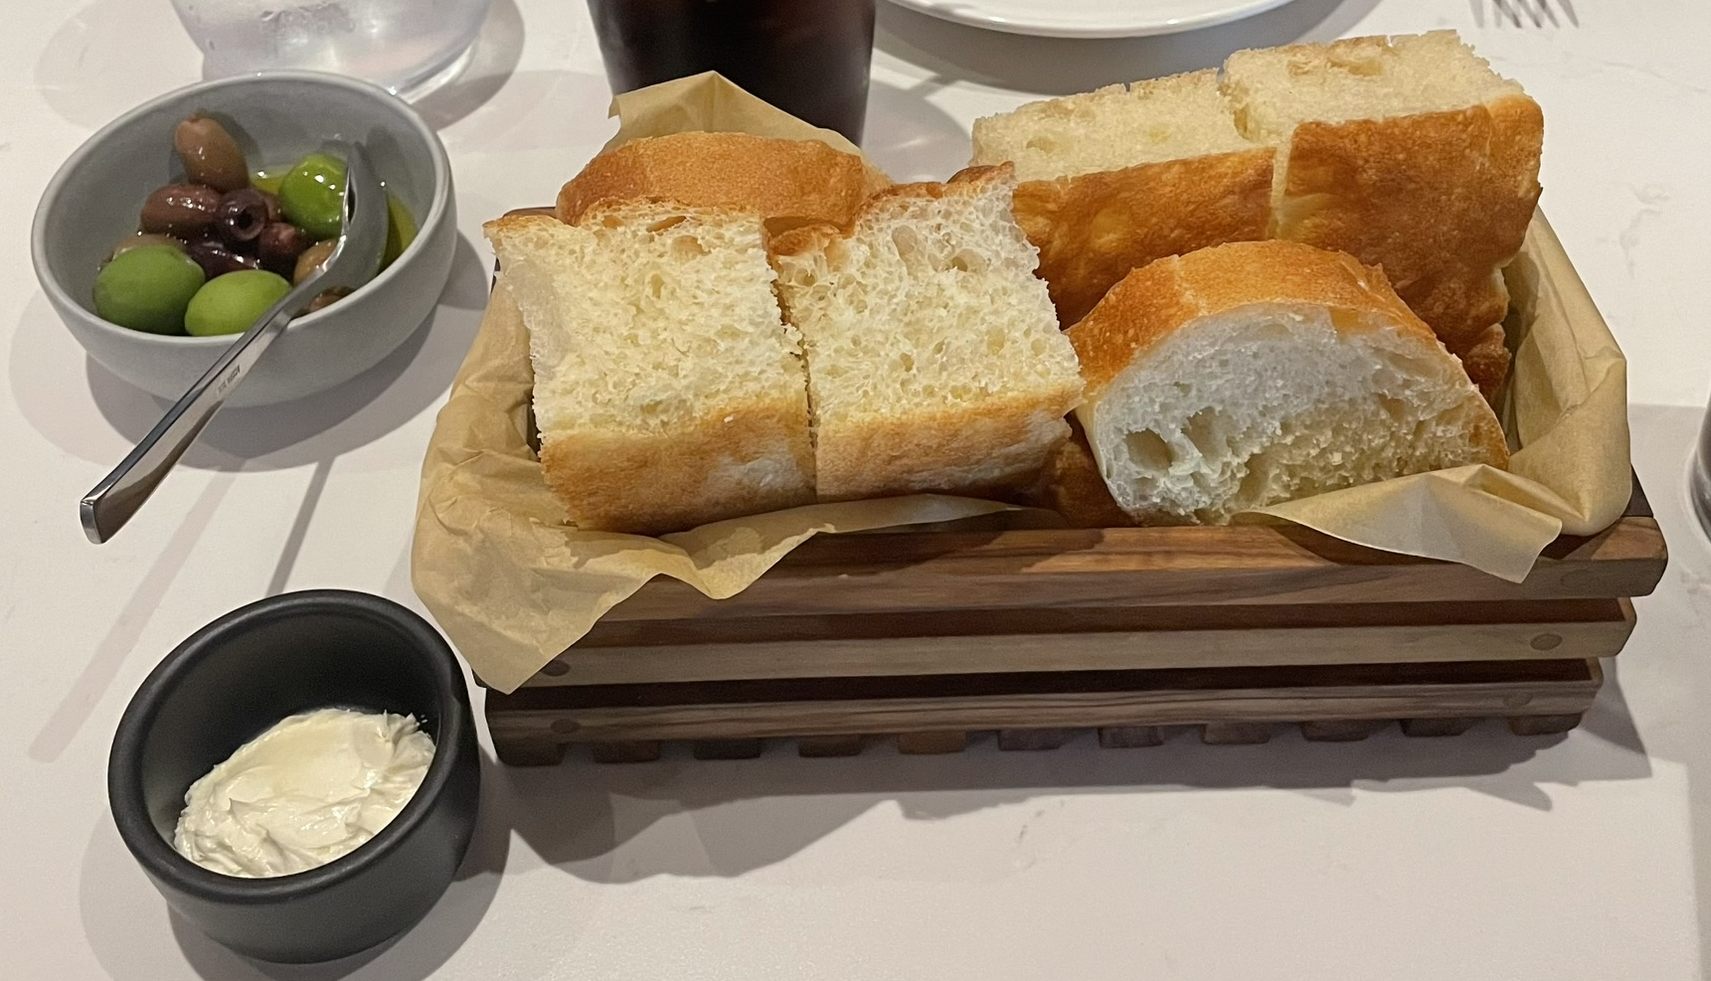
[31,72,455,407]
[107,590,481,963]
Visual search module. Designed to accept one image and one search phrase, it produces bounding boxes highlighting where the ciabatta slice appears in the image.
[484,204,814,534]
[772,165,1084,501]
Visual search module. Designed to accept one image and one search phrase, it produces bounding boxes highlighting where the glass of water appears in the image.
[169,0,493,100]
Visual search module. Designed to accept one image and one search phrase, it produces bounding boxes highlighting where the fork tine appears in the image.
[1492,0,1522,28]
[1536,0,1560,26]
[1525,0,1546,26]
[1554,0,1579,25]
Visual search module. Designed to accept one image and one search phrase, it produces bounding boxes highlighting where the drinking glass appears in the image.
[169,0,493,100]
[585,0,877,143]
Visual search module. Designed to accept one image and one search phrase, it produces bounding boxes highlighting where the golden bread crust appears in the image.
[555,132,888,230]
[1273,95,1543,357]
[1010,148,1276,325]
[1018,420,1137,528]
[539,396,815,535]
[814,396,1074,503]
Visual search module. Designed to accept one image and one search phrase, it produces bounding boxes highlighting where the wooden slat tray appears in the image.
[486,480,1665,765]
[487,658,1606,764]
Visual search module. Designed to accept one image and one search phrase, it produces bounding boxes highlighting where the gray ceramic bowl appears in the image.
[31,72,455,407]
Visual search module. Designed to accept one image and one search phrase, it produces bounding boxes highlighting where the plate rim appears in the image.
[884,0,1300,39]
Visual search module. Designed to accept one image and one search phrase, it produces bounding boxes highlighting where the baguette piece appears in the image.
[1067,240,1509,525]
[556,132,890,233]
[1222,31,1542,393]
[772,165,1084,501]
[971,70,1275,326]
[484,204,814,535]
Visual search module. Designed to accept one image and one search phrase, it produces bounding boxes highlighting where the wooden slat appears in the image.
[525,599,1634,686]
[591,515,1664,626]
[486,659,1602,744]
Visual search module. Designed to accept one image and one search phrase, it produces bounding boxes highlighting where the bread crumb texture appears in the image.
[772,167,1085,501]
[483,206,815,533]
[1067,241,1509,525]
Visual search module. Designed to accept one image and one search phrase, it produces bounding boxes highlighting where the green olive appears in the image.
[184,269,291,336]
[382,191,417,270]
[251,169,285,196]
[277,152,346,240]
[93,245,205,334]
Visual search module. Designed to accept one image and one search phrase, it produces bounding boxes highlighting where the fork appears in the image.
[1488,0,1579,28]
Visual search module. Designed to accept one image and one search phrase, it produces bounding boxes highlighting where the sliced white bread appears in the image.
[1222,30,1542,394]
[1066,240,1509,525]
[556,131,891,234]
[771,165,1084,502]
[970,70,1275,326]
[483,204,814,534]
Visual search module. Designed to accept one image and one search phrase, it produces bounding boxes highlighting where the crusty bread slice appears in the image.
[1222,31,1542,393]
[484,204,814,534]
[971,71,1274,326]
[771,165,1084,502]
[1066,240,1509,525]
[556,132,891,234]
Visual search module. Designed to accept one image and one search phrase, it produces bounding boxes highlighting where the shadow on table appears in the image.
[875,0,1384,96]
[493,672,1650,884]
[413,0,528,132]
[1623,403,1711,981]
[80,752,510,981]
[8,232,488,475]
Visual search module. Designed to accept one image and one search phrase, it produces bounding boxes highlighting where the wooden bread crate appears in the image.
[484,477,1666,765]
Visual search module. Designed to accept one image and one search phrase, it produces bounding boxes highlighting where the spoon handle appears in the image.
[78,279,318,544]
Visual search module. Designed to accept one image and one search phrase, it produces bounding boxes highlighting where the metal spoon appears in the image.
[79,140,388,544]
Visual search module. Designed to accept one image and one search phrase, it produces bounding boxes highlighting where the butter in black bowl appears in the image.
[107,589,481,964]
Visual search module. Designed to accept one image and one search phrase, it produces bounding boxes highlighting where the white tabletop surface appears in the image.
[6,0,1711,978]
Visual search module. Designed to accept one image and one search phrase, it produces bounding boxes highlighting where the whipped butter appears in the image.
[173,708,436,878]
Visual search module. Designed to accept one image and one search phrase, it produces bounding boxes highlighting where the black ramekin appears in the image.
[107,589,481,963]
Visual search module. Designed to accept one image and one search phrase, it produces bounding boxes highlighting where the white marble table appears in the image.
[5,0,1710,978]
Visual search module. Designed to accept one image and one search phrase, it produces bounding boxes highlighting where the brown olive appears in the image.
[107,232,184,263]
[307,287,352,313]
[215,189,271,247]
[257,222,312,276]
[173,114,250,193]
[293,239,336,285]
[140,183,222,237]
[185,237,260,278]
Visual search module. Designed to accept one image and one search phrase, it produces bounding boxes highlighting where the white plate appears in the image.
[886,0,1299,39]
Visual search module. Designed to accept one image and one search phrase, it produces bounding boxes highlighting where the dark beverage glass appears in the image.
[586,0,876,144]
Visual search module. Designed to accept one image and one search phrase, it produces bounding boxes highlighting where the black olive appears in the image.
[215,189,271,247]
[139,183,222,237]
[185,237,260,278]
[257,189,282,223]
[257,222,313,277]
